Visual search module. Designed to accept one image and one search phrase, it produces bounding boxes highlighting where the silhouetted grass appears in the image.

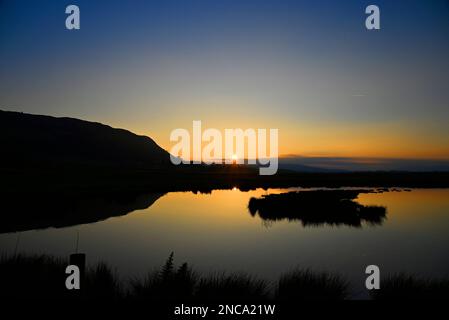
[371,274,449,300]
[85,262,122,299]
[128,253,267,301]
[275,269,350,301]
[128,252,198,301]
[195,273,269,302]
[0,254,123,299]
[3,253,449,300]
[0,254,68,299]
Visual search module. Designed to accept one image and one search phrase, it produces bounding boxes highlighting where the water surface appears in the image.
[1,188,449,297]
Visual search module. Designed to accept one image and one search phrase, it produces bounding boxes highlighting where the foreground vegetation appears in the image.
[371,274,449,300]
[1,253,448,300]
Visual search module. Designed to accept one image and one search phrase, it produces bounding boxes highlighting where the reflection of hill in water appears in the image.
[248,190,387,227]
[0,191,165,234]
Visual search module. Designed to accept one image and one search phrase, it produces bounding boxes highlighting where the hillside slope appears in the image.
[0,110,170,169]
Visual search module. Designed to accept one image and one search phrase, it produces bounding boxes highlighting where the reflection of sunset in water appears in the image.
[1,188,448,298]
[131,188,294,228]
[357,189,449,224]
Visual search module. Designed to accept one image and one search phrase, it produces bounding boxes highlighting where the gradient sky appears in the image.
[1,0,449,159]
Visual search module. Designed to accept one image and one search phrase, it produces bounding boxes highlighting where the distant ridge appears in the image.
[0,110,170,169]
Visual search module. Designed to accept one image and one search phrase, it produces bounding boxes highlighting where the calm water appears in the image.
[1,188,449,296]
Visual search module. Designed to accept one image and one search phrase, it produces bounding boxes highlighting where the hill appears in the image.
[0,110,170,169]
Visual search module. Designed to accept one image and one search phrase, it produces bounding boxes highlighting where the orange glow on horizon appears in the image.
[108,113,449,161]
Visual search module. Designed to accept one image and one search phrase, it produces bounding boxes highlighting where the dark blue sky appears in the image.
[1,0,449,158]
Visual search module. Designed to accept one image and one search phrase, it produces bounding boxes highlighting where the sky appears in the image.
[1,0,449,159]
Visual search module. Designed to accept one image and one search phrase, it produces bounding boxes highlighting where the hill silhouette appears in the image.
[1,109,449,195]
[0,110,170,169]
[0,189,165,233]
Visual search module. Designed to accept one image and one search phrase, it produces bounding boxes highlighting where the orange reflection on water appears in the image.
[357,189,449,226]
